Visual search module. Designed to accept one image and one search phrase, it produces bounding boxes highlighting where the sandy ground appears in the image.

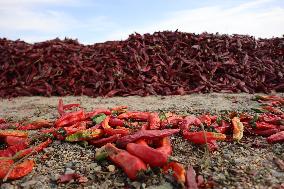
[0,93,283,189]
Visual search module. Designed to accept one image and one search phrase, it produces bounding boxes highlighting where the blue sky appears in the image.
[0,0,283,44]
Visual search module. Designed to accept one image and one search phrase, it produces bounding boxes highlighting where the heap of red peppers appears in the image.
[0,95,283,188]
[0,32,283,98]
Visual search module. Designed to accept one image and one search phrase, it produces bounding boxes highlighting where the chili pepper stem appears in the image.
[200,124,210,169]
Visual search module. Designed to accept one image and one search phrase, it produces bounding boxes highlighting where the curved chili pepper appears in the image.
[89,134,121,147]
[58,98,65,116]
[111,106,128,114]
[109,118,125,127]
[104,143,147,180]
[13,138,52,160]
[183,131,226,144]
[102,116,129,136]
[198,115,211,126]
[127,142,169,167]
[0,130,28,138]
[214,120,231,134]
[5,136,28,146]
[65,129,103,142]
[180,116,201,130]
[261,106,282,114]
[18,120,52,130]
[232,117,244,141]
[148,113,160,130]
[0,159,35,180]
[117,112,149,121]
[63,103,80,110]
[156,137,172,156]
[267,131,284,143]
[253,122,277,130]
[85,109,111,119]
[186,166,198,189]
[116,129,180,147]
[259,114,283,125]
[55,110,85,127]
[163,162,186,184]
[207,140,219,151]
[0,143,28,157]
[249,128,279,136]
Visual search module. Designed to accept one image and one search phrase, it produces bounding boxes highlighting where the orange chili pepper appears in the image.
[0,130,28,138]
[232,117,244,141]
[163,162,186,184]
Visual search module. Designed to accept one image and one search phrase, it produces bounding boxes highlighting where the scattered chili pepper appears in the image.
[186,166,198,189]
[0,130,28,138]
[89,134,121,147]
[55,110,85,127]
[103,143,147,180]
[65,129,103,142]
[207,140,219,151]
[127,142,169,167]
[18,120,52,130]
[117,112,149,121]
[13,138,52,160]
[5,136,28,146]
[4,159,35,180]
[116,129,180,147]
[180,116,201,130]
[0,143,28,157]
[163,162,186,184]
[148,113,160,130]
[232,117,244,141]
[267,131,284,143]
[198,115,211,126]
[183,131,226,144]
[85,109,111,119]
[109,118,125,127]
[249,128,279,136]
[0,118,6,124]
[261,106,283,114]
[214,120,231,134]
[156,137,172,156]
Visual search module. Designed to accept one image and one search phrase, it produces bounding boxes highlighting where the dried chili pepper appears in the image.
[267,131,284,143]
[55,110,85,127]
[13,138,52,160]
[232,117,244,141]
[148,113,160,130]
[0,159,35,180]
[0,118,6,124]
[102,116,129,136]
[207,140,219,151]
[163,162,186,184]
[126,142,169,167]
[186,166,198,189]
[156,137,172,156]
[0,143,28,157]
[252,122,277,130]
[18,120,52,130]
[261,106,282,114]
[5,136,28,146]
[89,134,121,147]
[183,131,226,144]
[0,130,28,138]
[58,98,65,116]
[103,143,147,180]
[85,109,111,119]
[117,112,149,121]
[180,116,201,130]
[109,118,125,127]
[198,115,211,126]
[116,129,180,147]
[249,128,279,136]
[65,129,103,142]
[214,120,231,134]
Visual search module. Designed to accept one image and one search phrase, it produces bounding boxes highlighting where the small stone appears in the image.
[107,165,116,172]
[1,183,15,189]
[20,180,37,187]
[93,166,102,172]
[65,167,75,174]
[65,162,74,168]
[50,173,60,181]
[131,181,141,189]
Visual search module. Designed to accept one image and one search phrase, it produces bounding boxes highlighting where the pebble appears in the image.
[65,168,75,174]
[65,162,75,168]
[20,180,37,187]
[1,183,15,189]
[107,165,116,172]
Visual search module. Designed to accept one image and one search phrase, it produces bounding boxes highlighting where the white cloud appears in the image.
[107,0,284,41]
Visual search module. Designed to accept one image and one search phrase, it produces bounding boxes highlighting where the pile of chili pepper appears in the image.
[0,95,283,188]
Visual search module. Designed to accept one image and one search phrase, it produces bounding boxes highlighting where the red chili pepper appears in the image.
[109,118,124,127]
[0,118,6,124]
[63,103,80,110]
[13,138,52,160]
[198,115,211,126]
[259,114,283,125]
[214,120,231,134]
[89,134,121,147]
[111,106,128,114]
[18,120,52,130]
[183,131,226,144]
[58,98,65,116]
[117,112,149,121]
[104,143,147,180]
[116,129,180,147]
[249,128,279,136]
[0,159,35,180]
[0,123,16,130]
[148,113,160,130]
[0,130,28,138]
[126,142,169,167]
[55,110,85,127]
[102,116,129,136]
[156,137,172,156]
[85,109,111,119]
[254,95,283,102]
[5,136,28,146]
[163,162,186,184]
[207,140,219,151]
[180,116,201,130]
[186,166,198,189]
[253,122,277,130]
[261,106,282,114]
[267,131,284,143]
[0,143,28,157]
